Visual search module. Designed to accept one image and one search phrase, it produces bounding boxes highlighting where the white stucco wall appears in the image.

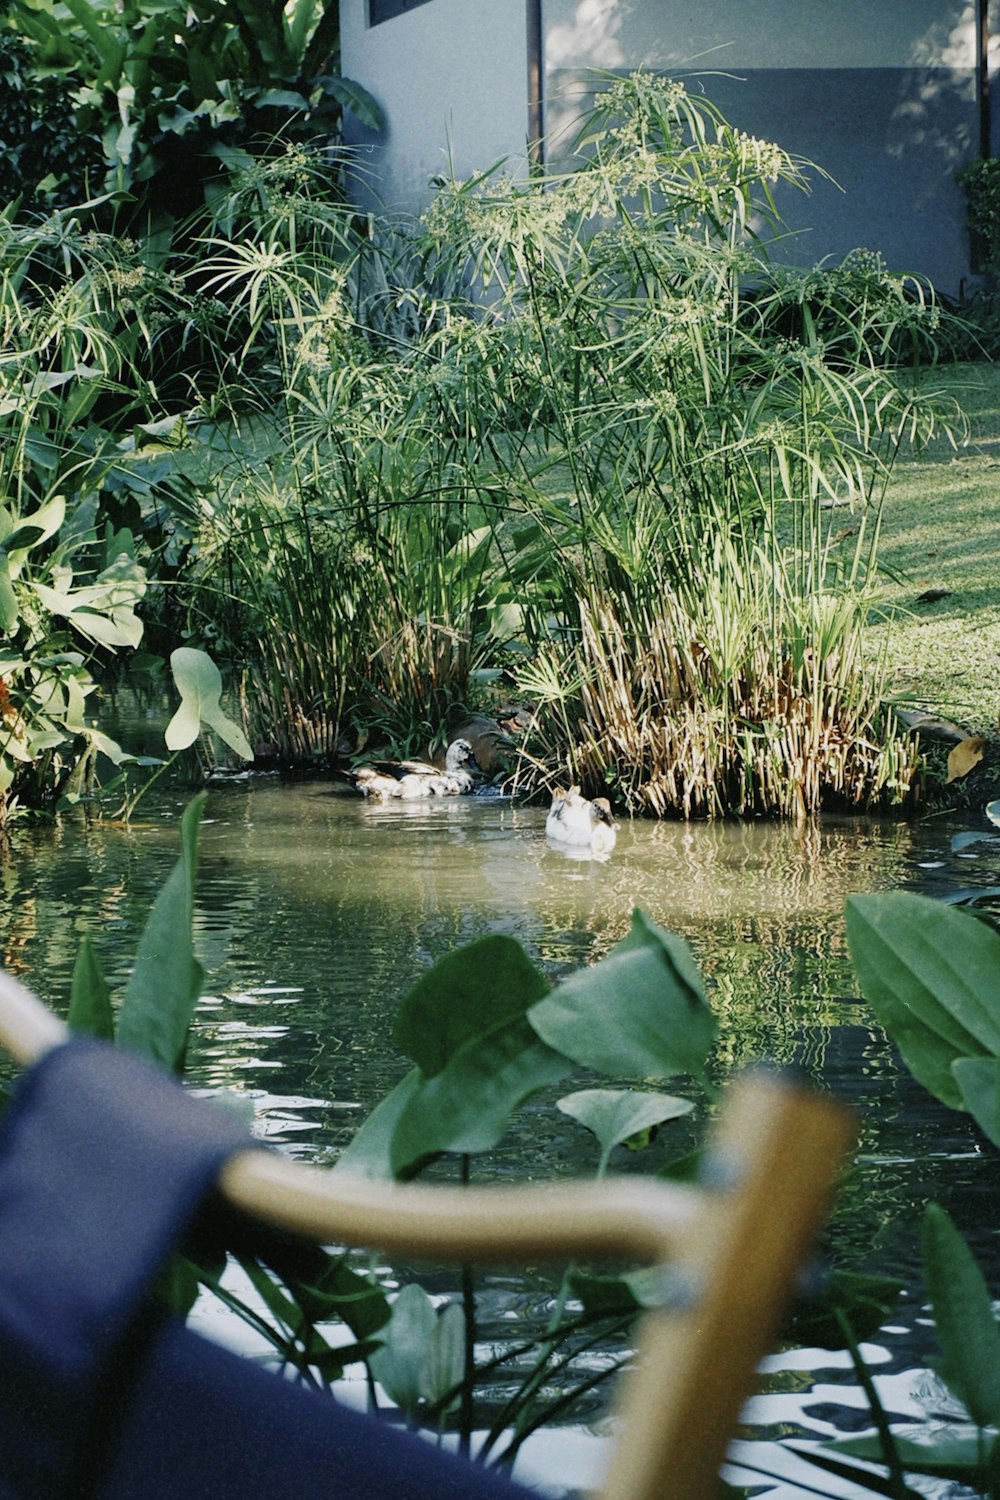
[340,0,529,215]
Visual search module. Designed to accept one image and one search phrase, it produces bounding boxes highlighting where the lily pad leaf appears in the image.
[165,647,253,759]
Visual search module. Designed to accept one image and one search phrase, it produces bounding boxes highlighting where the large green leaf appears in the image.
[165,647,253,759]
[528,909,717,1084]
[390,1018,569,1177]
[290,1256,390,1342]
[316,74,385,130]
[846,893,1000,1110]
[922,1202,1000,1430]
[30,554,146,649]
[2,495,66,576]
[67,936,115,1041]
[394,934,550,1076]
[418,1302,465,1414]
[116,794,205,1071]
[953,1056,1000,1148]
[333,1070,423,1180]
[368,1283,438,1414]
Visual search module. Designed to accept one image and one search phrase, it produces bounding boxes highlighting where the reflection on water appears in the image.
[2,776,999,1497]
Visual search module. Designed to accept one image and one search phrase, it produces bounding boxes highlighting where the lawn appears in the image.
[868,361,1000,741]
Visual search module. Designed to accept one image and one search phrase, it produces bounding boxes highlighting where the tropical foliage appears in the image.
[2,0,380,221]
[0,40,962,818]
[0,208,160,818]
[167,74,954,813]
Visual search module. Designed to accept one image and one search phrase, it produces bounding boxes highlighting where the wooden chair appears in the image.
[0,968,853,1500]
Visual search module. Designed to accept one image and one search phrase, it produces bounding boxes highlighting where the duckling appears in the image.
[545,786,619,856]
[349,739,478,799]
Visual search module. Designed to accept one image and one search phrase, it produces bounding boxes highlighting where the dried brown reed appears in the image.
[522,580,919,822]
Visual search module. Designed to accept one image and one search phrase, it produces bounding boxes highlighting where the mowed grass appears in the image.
[867,361,1000,737]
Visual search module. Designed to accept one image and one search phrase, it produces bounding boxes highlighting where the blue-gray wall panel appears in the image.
[549,67,977,292]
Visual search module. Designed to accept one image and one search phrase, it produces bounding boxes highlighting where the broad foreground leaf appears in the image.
[557,1088,693,1172]
[846,892,1000,1109]
[390,1018,569,1176]
[529,909,717,1084]
[368,1283,438,1413]
[953,1056,1000,1148]
[922,1202,1000,1430]
[333,1070,423,1180]
[394,934,549,1076]
[67,936,114,1041]
[116,795,205,1070]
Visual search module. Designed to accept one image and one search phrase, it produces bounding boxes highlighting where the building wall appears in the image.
[340,0,529,215]
[341,0,998,292]
[544,0,995,294]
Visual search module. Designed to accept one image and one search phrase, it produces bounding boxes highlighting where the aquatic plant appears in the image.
[789,891,1000,1497]
[415,76,953,816]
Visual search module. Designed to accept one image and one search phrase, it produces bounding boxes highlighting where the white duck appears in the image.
[349,739,478,800]
[545,786,618,856]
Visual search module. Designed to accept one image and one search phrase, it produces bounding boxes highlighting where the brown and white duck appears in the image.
[545,786,618,857]
[348,738,478,800]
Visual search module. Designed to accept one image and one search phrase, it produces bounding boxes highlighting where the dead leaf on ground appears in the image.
[946,736,988,783]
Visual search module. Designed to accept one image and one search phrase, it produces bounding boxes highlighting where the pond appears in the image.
[2,772,998,1498]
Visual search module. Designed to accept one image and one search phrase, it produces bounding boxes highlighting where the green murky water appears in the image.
[2,774,997,1496]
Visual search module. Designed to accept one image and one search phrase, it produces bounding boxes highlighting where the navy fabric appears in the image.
[0,1038,535,1500]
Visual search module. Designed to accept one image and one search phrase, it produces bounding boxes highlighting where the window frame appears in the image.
[368,0,433,26]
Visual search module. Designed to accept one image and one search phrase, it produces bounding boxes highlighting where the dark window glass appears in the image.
[369,0,433,24]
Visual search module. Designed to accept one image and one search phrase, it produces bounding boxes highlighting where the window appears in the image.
[369,0,433,24]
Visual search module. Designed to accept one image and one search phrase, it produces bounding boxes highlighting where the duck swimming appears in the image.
[545,786,618,856]
[348,739,478,799]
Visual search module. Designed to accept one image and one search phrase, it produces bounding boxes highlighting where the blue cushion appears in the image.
[0,1039,534,1500]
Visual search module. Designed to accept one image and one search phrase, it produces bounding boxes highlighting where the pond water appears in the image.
[2,772,998,1498]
